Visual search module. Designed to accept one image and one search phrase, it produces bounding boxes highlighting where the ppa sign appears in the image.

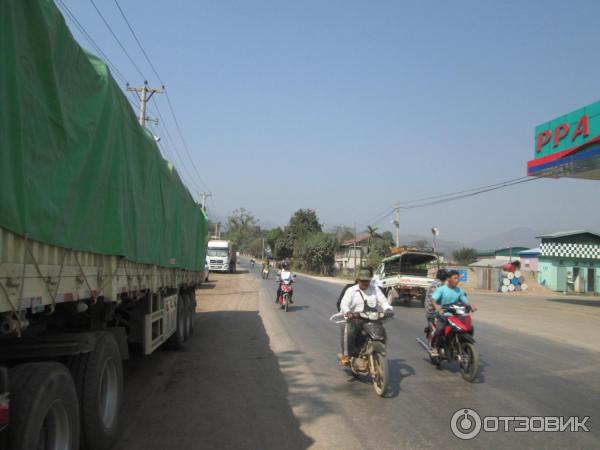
[536,115,589,153]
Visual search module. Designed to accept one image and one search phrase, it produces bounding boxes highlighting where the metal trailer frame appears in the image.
[0,228,201,353]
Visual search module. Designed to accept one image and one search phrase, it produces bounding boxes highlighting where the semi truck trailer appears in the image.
[0,2,207,449]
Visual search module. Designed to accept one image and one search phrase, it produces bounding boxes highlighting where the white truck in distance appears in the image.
[372,248,438,307]
[206,240,237,273]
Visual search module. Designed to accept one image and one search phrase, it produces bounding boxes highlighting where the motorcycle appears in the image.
[331,310,393,397]
[262,266,269,279]
[251,260,255,268]
[277,280,293,312]
[416,302,479,382]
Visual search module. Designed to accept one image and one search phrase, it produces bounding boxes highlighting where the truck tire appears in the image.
[386,288,395,306]
[67,332,123,450]
[183,293,192,342]
[167,293,186,349]
[9,362,80,450]
[188,290,196,336]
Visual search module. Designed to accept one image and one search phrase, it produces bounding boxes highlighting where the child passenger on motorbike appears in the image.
[425,268,448,327]
[430,270,477,357]
[338,269,393,366]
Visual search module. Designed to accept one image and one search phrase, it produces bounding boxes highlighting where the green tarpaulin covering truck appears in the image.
[0,1,207,448]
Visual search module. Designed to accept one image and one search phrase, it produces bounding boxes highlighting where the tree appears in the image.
[287,209,321,241]
[411,239,430,249]
[332,226,354,243]
[298,233,338,274]
[224,208,260,252]
[368,237,391,270]
[366,225,379,255]
[452,247,478,265]
[265,227,294,260]
[381,231,394,246]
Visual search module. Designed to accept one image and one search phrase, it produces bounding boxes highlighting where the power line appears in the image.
[154,109,205,196]
[56,0,128,85]
[365,176,542,227]
[113,0,164,85]
[111,0,211,192]
[88,0,146,80]
[164,92,211,191]
[364,176,532,225]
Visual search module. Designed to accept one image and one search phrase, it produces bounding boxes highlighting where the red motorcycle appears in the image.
[416,302,479,382]
[278,282,293,312]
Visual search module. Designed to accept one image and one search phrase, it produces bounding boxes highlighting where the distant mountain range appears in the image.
[466,227,546,250]
[466,224,600,250]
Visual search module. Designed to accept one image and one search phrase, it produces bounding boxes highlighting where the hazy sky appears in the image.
[62,0,600,242]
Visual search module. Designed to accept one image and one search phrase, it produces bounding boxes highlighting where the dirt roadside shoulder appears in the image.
[114,270,313,450]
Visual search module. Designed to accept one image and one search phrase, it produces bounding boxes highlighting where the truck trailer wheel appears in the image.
[183,293,192,341]
[8,362,80,450]
[188,290,196,337]
[167,293,186,349]
[68,332,123,450]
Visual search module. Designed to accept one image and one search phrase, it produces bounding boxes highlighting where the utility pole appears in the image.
[200,192,212,211]
[262,238,265,260]
[392,208,400,247]
[214,223,218,239]
[353,222,357,278]
[127,81,164,127]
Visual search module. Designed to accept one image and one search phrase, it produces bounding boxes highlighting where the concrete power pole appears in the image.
[200,192,212,211]
[127,81,164,127]
[392,208,400,247]
[353,222,357,278]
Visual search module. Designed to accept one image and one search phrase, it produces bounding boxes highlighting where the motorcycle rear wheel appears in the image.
[372,353,389,397]
[459,342,479,382]
[284,294,289,312]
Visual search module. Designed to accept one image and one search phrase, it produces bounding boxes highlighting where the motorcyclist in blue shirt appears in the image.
[430,270,476,357]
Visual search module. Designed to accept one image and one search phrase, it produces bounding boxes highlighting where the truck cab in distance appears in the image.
[206,240,237,273]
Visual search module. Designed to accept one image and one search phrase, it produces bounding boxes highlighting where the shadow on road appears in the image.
[116,311,313,450]
[430,355,488,384]
[387,358,416,398]
[287,305,310,312]
[275,350,345,426]
[546,298,600,307]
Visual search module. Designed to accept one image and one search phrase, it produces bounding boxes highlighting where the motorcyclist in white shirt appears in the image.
[339,269,393,366]
[275,261,295,304]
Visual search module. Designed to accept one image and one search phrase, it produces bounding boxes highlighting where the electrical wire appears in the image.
[111,0,211,193]
[57,0,203,200]
[363,176,531,225]
[88,0,146,80]
[365,176,542,227]
[113,0,164,85]
[56,0,128,85]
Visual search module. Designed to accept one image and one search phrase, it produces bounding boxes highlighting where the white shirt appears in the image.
[340,283,392,314]
[278,270,294,283]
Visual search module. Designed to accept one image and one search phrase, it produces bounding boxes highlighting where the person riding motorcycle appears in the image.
[425,269,448,327]
[430,270,476,357]
[338,269,393,366]
[275,261,295,304]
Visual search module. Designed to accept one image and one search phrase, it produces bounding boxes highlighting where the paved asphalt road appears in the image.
[245,260,600,449]
[114,259,599,450]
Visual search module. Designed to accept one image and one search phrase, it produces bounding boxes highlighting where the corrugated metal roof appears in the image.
[469,258,509,268]
[518,247,540,256]
[536,230,600,239]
